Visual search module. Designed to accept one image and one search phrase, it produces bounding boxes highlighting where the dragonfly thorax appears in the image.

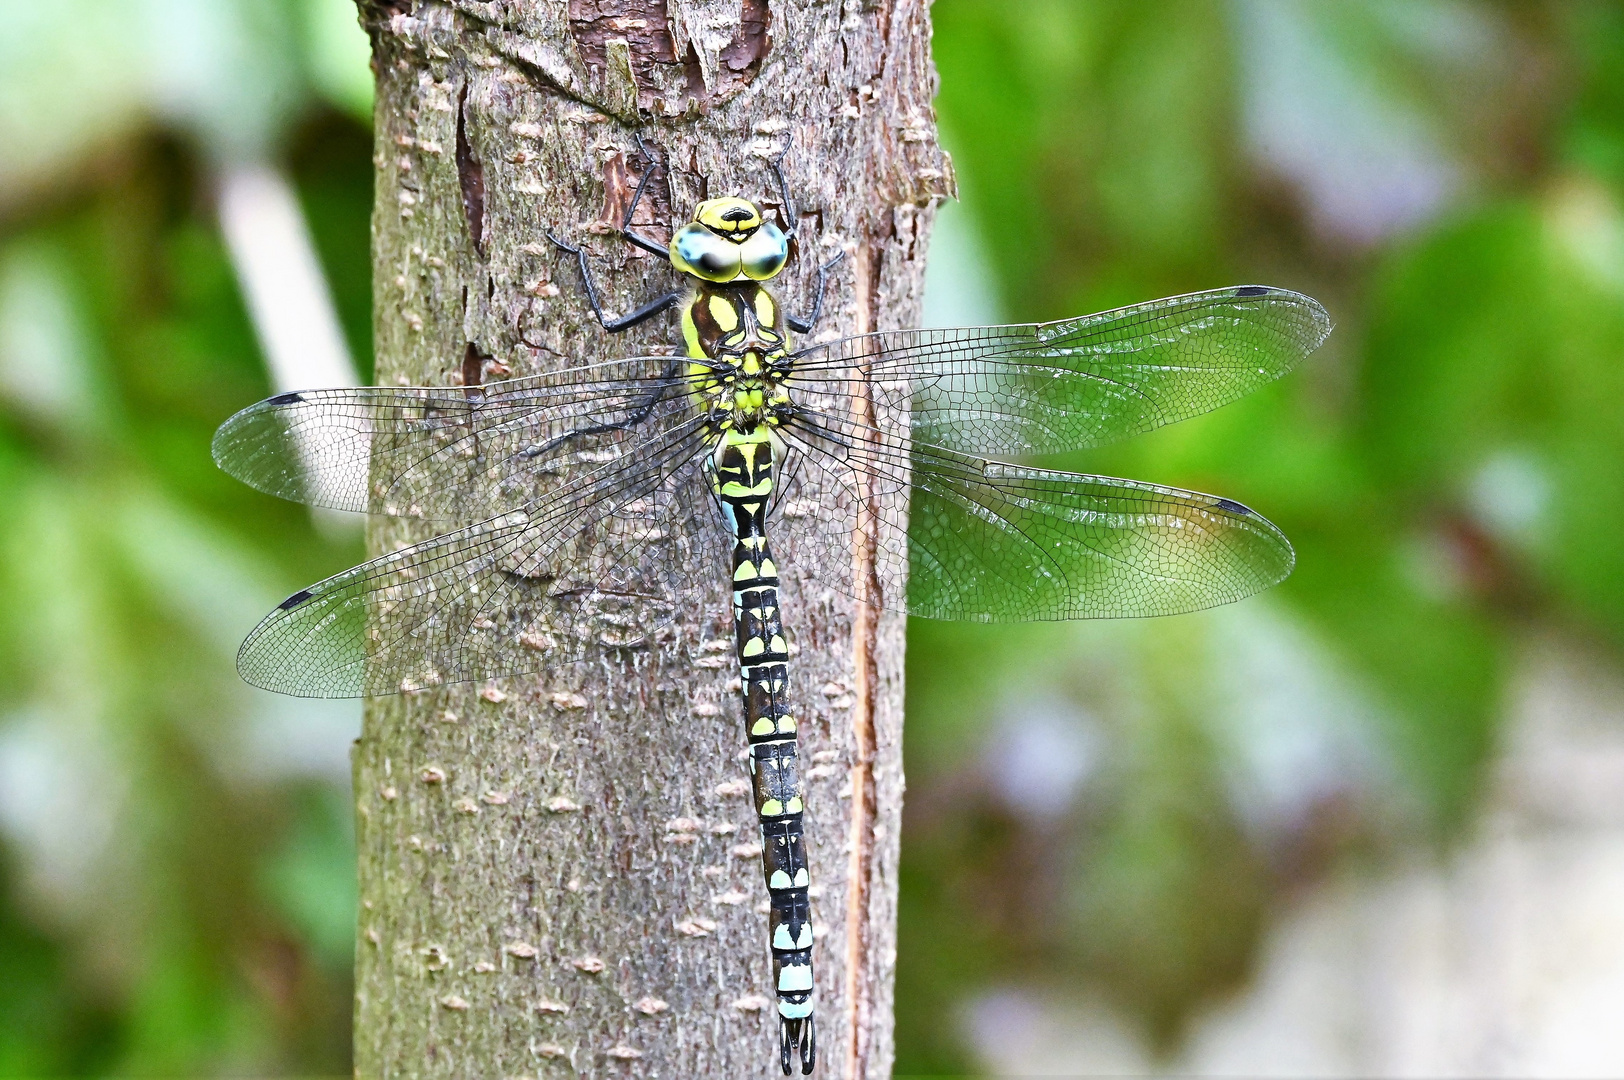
[684,281,794,433]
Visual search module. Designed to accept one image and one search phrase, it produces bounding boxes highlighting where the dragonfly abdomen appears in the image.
[712,427,816,1075]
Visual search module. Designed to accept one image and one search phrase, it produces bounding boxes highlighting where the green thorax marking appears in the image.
[684,282,794,436]
[682,281,788,361]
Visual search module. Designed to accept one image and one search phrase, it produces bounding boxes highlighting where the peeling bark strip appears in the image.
[842,237,883,1080]
[351,1,949,1076]
[455,83,486,254]
[566,0,771,115]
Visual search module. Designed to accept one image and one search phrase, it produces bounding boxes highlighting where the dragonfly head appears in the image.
[672,198,790,283]
[695,197,763,237]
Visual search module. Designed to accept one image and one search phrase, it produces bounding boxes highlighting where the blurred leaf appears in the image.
[261,785,356,974]
[301,0,375,123]
[0,112,366,1075]
[1365,191,1624,643]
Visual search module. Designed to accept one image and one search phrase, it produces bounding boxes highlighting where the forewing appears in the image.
[236,420,713,697]
[212,357,692,519]
[776,414,1293,621]
[790,285,1330,456]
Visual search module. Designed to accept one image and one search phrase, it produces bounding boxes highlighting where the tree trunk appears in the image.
[348,2,949,1076]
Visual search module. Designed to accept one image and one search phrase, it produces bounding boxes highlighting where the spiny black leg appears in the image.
[767,144,844,335]
[768,144,799,240]
[598,290,683,332]
[786,251,846,335]
[547,232,682,333]
[515,358,684,461]
[621,133,671,260]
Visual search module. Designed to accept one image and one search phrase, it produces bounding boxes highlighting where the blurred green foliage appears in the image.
[0,1,1622,1077]
[897,0,1624,1072]
[0,0,372,1069]
[0,122,369,1071]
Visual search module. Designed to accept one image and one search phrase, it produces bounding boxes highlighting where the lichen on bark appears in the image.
[349,2,949,1075]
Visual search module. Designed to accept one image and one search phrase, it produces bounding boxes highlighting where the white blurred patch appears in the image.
[217,162,362,536]
[984,694,1103,825]
[1467,448,1551,553]
[240,695,360,785]
[965,636,1624,1079]
[0,0,310,205]
[1546,174,1624,298]
[0,243,101,431]
[1546,177,1624,295]
[0,2,148,210]
[142,0,306,159]
[0,707,128,926]
[922,193,1003,330]
[1207,603,1394,843]
[963,988,1150,1077]
[217,163,358,396]
[1232,0,1497,245]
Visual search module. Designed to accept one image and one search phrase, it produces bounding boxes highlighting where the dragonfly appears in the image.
[212,142,1330,1075]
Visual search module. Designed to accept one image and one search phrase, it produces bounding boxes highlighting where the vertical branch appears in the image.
[351,1,951,1076]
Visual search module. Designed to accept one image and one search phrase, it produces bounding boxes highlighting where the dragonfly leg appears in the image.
[770,141,842,338]
[547,232,682,332]
[620,132,671,260]
[767,143,799,240]
[786,250,845,335]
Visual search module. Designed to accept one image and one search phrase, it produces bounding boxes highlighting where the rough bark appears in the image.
[348,2,950,1077]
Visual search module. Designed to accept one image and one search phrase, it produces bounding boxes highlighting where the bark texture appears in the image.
[349,2,950,1076]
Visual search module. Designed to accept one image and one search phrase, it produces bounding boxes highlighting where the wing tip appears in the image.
[1231,284,1333,351]
[236,655,366,699]
[1206,492,1296,594]
[237,595,369,699]
[211,394,291,478]
[209,409,247,471]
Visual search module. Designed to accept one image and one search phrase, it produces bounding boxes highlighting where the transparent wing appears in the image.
[212,356,692,519]
[789,285,1330,456]
[236,418,719,697]
[773,411,1294,622]
[224,284,1323,694]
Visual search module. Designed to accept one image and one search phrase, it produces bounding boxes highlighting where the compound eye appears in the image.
[739,222,789,281]
[671,223,741,282]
